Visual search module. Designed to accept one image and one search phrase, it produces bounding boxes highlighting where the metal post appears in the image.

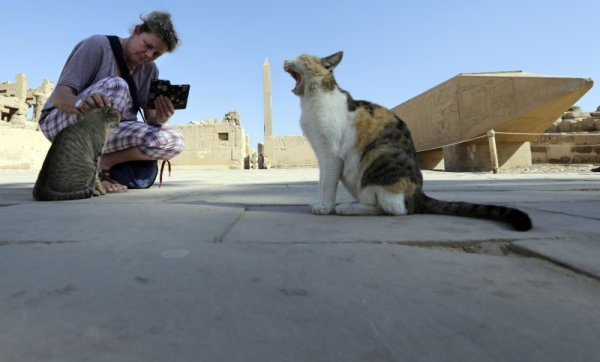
[487,130,499,174]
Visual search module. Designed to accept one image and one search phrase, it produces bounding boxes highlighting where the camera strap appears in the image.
[106,35,146,122]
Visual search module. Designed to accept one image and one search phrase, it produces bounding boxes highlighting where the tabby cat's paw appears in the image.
[94,177,106,196]
[311,203,334,215]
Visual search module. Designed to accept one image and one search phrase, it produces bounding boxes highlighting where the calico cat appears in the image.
[33,106,121,201]
[284,51,532,231]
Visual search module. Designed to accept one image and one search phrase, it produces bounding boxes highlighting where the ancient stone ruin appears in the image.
[392,71,594,172]
[0,74,53,124]
[170,111,257,169]
[532,110,600,164]
[1,65,599,171]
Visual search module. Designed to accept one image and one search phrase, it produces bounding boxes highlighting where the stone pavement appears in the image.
[0,168,599,362]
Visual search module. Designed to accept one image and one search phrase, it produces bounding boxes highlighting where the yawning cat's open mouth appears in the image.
[284,63,302,95]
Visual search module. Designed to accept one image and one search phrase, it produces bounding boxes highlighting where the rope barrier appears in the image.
[418,134,488,152]
[495,131,600,137]
[494,131,600,147]
[417,131,600,151]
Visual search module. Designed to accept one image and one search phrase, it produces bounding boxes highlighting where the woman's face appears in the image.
[126,27,169,66]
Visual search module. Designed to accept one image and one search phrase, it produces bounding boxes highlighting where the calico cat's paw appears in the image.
[335,202,381,216]
[311,203,334,215]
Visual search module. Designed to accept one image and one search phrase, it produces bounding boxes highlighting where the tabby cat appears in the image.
[33,106,121,201]
[284,51,532,231]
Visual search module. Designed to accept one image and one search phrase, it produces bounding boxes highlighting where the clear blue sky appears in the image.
[3,0,599,147]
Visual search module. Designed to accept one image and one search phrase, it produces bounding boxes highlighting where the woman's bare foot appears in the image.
[97,148,154,192]
[97,155,127,193]
[101,179,128,192]
[98,169,128,193]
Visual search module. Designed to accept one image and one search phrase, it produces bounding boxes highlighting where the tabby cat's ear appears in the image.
[322,51,343,70]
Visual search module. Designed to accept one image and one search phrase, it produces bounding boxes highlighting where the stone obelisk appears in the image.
[263,58,273,139]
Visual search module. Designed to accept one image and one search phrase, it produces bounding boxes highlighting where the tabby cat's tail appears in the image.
[32,186,94,201]
[417,194,532,231]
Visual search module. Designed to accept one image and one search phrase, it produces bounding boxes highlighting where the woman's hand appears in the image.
[53,85,111,114]
[76,93,112,113]
[148,95,175,126]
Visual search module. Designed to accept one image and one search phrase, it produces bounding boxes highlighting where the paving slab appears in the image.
[1,242,599,362]
[0,203,243,244]
[525,200,600,219]
[0,168,599,361]
[426,189,600,204]
[223,205,535,244]
[512,238,600,279]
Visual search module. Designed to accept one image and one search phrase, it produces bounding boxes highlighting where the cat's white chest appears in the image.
[299,90,348,149]
[299,88,361,197]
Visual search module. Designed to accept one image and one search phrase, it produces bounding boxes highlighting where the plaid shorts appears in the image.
[40,76,184,160]
[105,121,184,160]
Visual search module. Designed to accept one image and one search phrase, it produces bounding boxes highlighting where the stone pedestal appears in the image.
[443,141,532,172]
[417,149,444,170]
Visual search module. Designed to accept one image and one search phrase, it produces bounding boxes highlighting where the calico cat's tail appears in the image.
[416,194,532,231]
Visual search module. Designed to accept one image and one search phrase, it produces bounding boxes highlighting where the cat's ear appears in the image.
[322,51,343,71]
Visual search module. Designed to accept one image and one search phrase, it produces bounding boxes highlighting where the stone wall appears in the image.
[0,121,50,170]
[531,111,600,164]
[263,135,317,168]
[170,111,254,169]
[0,111,256,171]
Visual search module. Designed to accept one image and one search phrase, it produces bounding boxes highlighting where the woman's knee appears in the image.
[162,130,185,155]
[148,129,185,159]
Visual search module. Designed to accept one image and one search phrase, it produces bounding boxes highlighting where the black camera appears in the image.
[148,79,190,110]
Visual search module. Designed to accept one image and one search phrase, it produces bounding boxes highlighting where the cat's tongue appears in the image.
[288,69,302,94]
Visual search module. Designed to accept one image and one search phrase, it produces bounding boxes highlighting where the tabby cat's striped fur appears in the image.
[33,106,121,201]
[284,51,532,231]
